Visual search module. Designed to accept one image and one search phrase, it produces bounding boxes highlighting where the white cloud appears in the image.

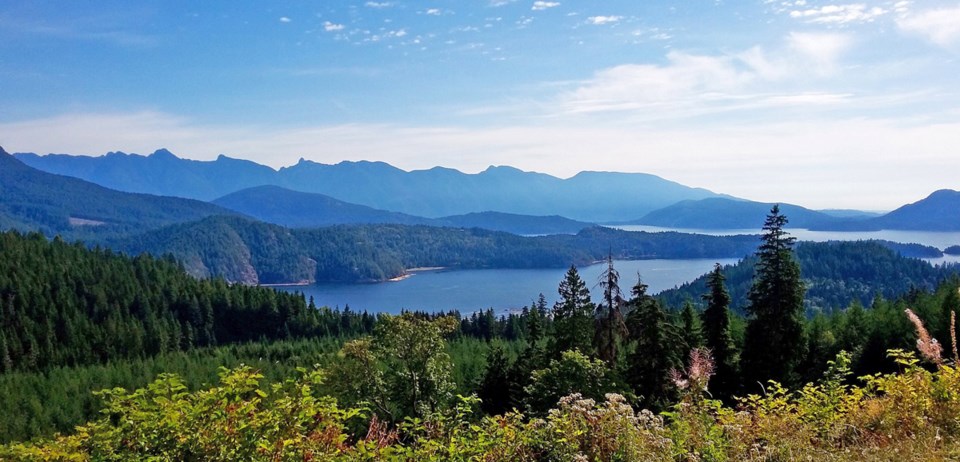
[788,4,887,24]
[364,2,393,8]
[586,15,622,25]
[425,8,442,16]
[323,21,345,32]
[787,31,853,74]
[556,32,859,117]
[4,111,959,210]
[279,17,292,23]
[532,1,560,11]
[561,51,752,114]
[897,5,960,47]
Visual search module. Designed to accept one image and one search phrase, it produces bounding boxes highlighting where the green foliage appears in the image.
[0,230,356,375]
[701,263,738,401]
[523,349,623,415]
[742,205,806,390]
[325,314,458,422]
[661,239,957,313]
[626,278,682,410]
[9,350,960,461]
[593,255,628,366]
[550,265,595,357]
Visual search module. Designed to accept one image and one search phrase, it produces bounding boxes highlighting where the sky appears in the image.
[1,0,959,211]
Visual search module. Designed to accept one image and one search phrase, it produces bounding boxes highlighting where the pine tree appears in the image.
[625,276,680,410]
[741,205,805,390]
[594,255,627,366]
[551,265,594,357]
[478,345,513,415]
[701,263,738,400]
[678,301,703,361]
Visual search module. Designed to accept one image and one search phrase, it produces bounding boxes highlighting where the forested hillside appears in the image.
[659,240,956,312]
[0,147,239,240]
[0,230,341,374]
[110,216,763,284]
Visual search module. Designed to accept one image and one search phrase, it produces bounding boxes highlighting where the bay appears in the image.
[283,258,739,315]
[281,226,960,315]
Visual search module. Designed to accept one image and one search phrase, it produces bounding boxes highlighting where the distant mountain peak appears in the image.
[150,148,177,159]
[481,165,524,175]
[0,146,8,156]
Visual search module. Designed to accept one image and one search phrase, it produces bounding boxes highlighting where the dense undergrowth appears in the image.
[3,344,959,461]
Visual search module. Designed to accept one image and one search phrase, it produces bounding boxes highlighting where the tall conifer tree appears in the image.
[701,263,738,399]
[626,276,680,410]
[551,265,594,357]
[594,255,627,366]
[741,205,805,389]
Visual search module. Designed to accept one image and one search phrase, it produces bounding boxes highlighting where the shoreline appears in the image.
[259,280,312,287]
[386,266,448,283]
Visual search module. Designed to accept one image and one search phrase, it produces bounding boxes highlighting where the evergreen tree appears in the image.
[593,255,627,366]
[701,263,738,400]
[478,345,512,415]
[625,276,680,410]
[678,301,703,359]
[741,205,806,390]
[551,265,594,357]
[527,294,547,346]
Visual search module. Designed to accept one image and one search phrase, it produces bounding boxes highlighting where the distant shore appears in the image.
[387,266,447,282]
[259,280,312,287]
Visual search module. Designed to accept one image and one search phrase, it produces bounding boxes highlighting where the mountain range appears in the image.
[14,149,725,222]
[629,191,960,231]
[212,185,594,234]
[0,147,239,239]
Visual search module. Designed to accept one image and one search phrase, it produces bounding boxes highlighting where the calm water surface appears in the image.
[282,227,960,314]
[284,258,738,315]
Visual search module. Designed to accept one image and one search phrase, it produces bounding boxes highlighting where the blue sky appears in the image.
[1,0,959,210]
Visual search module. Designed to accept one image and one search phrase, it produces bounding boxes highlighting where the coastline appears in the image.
[259,280,312,287]
[387,266,448,282]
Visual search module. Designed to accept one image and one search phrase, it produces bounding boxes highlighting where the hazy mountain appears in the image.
[865,189,960,231]
[213,186,594,234]
[16,149,726,222]
[212,185,436,228]
[0,147,240,239]
[15,149,276,200]
[628,197,848,229]
[632,190,960,232]
[438,211,592,235]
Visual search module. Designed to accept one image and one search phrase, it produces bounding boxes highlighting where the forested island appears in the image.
[3,207,960,460]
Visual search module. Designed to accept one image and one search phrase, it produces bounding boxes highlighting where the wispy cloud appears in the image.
[897,4,960,47]
[532,1,561,11]
[323,21,345,32]
[787,31,853,74]
[279,17,292,23]
[557,32,856,117]
[0,14,159,47]
[364,2,393,8]
[788,3,887,24]
[586,15,622,25]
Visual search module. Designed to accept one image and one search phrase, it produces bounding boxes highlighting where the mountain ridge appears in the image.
[15,149,727,222]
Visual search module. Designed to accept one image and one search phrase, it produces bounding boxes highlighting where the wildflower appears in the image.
[905,308,942,364]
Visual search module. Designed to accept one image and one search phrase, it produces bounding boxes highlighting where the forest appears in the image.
[3,206,960,460]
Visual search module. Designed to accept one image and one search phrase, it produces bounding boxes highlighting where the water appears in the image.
[614,225,960,250]
[284,258,739,315]
[282,227,960,314]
